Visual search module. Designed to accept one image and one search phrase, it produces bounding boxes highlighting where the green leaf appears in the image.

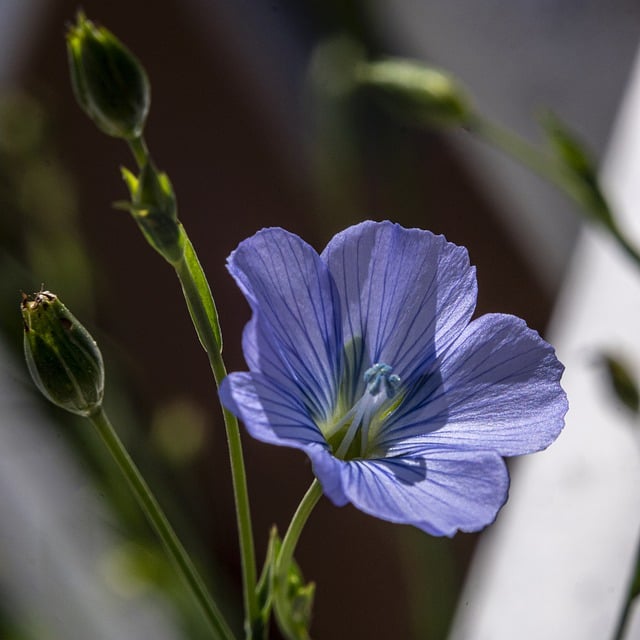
[176,232,222,355]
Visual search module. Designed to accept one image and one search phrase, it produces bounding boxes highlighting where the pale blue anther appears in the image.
[328,363,402,458]
[364,363,401,399]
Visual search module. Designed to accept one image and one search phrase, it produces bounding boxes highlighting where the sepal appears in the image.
[121,162,183,263]
[276,563,315,640]
[256,527,315,640]
[274,538,315,640]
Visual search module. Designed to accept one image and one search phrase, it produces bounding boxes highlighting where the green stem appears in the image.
[612,531,640,640]
[126,135,259,636]
[89,407,236,640]
[174,238,259,638]
[272,480,322,639]
[608,223,640,271]
[129,135,149,168]
[468,116,573,195]
[276,480,323,580]
[468,115,640,270]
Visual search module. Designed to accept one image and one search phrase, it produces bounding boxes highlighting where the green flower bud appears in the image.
[121,161,183,263]
[67,13,150,140]
[358,59,471,128]
[21,290,104,416]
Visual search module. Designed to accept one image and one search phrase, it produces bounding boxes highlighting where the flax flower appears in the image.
[220,221,567,536]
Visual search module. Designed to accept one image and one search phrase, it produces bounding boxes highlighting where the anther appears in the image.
[364,363,401,399]
[332,363,401,459]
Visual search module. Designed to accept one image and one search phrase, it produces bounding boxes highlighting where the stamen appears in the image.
[332,363,401,459]
[364,363,401,399]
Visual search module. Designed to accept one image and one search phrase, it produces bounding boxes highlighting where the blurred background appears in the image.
[2,1,640,639]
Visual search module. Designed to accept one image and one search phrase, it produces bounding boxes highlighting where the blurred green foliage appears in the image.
[0,91,228,639]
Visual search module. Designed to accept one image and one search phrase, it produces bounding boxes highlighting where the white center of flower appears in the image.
[328,363,401,459]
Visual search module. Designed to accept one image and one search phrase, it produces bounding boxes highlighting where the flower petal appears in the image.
[321,221,477,397]
[381,314,567,457]
[220,371,327,449]
[307,446,509,536]
[228,228,343,421]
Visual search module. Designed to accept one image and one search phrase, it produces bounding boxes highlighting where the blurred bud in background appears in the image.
[357,58,471,128]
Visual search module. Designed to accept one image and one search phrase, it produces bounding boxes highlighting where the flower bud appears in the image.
[121,161,183,263]
[358,59,471,128]
[21,290,104,416]
[67,13,150,140]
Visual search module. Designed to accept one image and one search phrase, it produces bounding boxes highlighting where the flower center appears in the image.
[326,363,401,459]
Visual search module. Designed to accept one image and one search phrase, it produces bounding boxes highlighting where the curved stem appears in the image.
[608,224,640,272]
[276,480,323,579]
[612,530,640,640]
[468,115,640,269]
[90,407,236,640]
[272,480,322,639]
[469,116,564,187]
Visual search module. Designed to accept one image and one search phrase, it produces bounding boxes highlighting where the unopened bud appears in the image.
[21,290,104,416]
[67,13,150,140]
[358,59,470,128]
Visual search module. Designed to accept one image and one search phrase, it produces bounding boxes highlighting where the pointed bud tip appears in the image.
[21,290,104,417]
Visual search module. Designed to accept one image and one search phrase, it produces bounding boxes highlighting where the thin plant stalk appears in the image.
[126,136,259,637]
[612,531,640,640]
[90,407,236,640]
[174,245,259,636]
[275,480,323,582]
[468,115,640,270]
[273,480,323,639]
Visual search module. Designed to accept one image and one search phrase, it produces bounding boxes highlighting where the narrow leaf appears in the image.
[177,232,222,355]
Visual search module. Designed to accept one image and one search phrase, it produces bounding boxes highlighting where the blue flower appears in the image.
[220,221,567,536]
